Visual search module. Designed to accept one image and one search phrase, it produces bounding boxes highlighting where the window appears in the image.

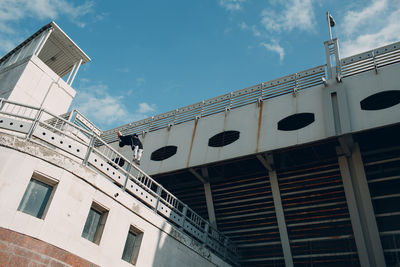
[150,146,177,161]
[18,174,57,219]
[122,226,143,265]
[208,130,240,147]
[277,113,315,131]
[82,202,108,244]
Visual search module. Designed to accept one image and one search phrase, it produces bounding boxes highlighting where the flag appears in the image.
[328,13,335,27]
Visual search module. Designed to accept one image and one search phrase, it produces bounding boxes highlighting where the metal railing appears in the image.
[0,98,239,265]
[101,64,327,142]
[340,40,400,77]
[101,40,400,144]
[46,109,102,137]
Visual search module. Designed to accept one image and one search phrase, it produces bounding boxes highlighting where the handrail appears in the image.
[0,98,239,265]
[101,40,400,144]
[340,40,400,77]
[101,64,327,142]
[46,109,102,137]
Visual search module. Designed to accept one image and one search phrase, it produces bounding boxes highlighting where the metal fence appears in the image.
[0,98,239,265]
[101,40,400,144]
[101,64,327,143]
[340,40,400,78]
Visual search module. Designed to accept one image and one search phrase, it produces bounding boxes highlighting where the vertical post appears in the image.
[68,59,82,86]
[34,28,53,56]
[327,11,333,40]
[204,182,217,229]
[350,144,386,266]
[66,62,77,84]
[337,136,386,267]
[338,154,371,267]
[203,222,210,246]
[181,204,188,226]
[269,170,294,267]
[122,163,132,191]
[154,186,162,213]
[257,154,294,267]
[83,134,95,165]
[26,108,43,139]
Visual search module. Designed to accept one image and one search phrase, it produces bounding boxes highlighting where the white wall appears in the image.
[110,63,400,176]
[0,133,230,267]
[2,55,76,118]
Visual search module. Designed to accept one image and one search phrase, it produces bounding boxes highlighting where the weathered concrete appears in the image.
[0,132,231,267]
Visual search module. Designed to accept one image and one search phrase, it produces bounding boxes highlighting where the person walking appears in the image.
[117,130,143,165]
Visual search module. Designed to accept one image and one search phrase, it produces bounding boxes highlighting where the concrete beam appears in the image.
[189,168,208,184]
[257,154,294,267]
[337,137,386,267]
[189,168,217,229]
[204,182,217,229]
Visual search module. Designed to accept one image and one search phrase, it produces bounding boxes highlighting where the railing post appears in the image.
[83,134,95,165]
[26,108,43,139]
[181,204,188,228]
[223,237,229,259]
[372,50,378,74]
[293,73,298,95]
[154,186,162,213]
[122,163,132,191]
[203,222,210,246]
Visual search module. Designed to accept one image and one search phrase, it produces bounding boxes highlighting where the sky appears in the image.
[1,0,399,130]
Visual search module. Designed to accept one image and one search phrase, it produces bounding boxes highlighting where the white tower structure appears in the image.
[0,22,90,118]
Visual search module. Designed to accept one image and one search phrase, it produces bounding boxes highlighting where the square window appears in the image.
[82,201,108,244]
[122,226,143,265]
[18,174,57,219]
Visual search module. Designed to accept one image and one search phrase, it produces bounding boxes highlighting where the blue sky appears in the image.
[1,0,399,130]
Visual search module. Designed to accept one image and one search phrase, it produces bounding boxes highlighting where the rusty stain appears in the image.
[186,119,198,167]
[256,100,264,153]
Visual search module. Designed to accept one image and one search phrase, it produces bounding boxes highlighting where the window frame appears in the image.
[121,225,144,265]
[81,201,109,245]
[17,172,58,219]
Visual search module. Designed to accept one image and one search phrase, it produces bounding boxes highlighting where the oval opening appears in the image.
[278,113,315,131]
[208,130,240,147]
[360,90,400,110]
[151,146,177,161]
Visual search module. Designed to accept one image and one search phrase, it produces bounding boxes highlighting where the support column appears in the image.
[257,154,294,267]
[204,182,217,229]
[189,167,218,229]
[337,136,386,267]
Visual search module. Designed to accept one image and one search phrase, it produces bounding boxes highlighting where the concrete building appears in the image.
[1,22,400,267]
[0,22,235,267]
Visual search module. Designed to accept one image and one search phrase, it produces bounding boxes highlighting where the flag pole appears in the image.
[327,11,333,40]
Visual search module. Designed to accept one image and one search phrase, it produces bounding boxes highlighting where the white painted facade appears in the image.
[0,55,76,120]
[0,132,230,267]
[109,61,400,176]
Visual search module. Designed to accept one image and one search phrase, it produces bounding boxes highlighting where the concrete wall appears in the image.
[0,55,76,119]
[0,132,229,267]
[0,58,27,99]
[109,63,400,176]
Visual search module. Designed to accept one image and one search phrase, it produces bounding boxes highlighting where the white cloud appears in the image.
[340,0,400,57]
[239,22,261,37]
[0,0,94,26]
[137,103,155,114]
[0,0,95,54]
[342,0,387,36]
[261,0,315,33]
[261,41,285,61]
[72,83,156,129]
[219,0,246,11]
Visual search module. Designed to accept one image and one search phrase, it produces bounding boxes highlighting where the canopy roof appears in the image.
[0,21,90,78]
